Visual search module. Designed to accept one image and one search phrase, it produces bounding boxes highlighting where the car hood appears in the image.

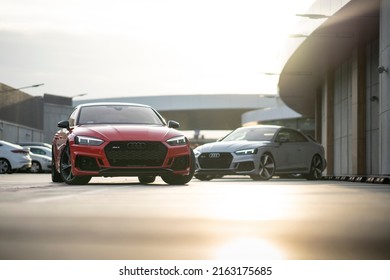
[195,141,271,153]
[73,124,180,141]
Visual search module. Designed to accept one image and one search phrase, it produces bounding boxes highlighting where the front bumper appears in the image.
[195,152,257,176]
[69,143,192,177]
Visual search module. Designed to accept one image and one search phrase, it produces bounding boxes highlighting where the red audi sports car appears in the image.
[51,103,195,185]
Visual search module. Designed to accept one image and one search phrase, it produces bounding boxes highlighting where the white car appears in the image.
[27,146,52,173]
[0,140,32,174]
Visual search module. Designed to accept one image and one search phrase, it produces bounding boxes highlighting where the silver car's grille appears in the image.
[104,141,167,167]
[198,152,232,168]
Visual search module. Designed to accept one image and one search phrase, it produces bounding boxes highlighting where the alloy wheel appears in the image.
[258,153,275,180]
[309,155,323,180]
[60,145,74,182]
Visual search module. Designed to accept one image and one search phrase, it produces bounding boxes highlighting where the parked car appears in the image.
[27,146,52,173]
[28,146,51,157]
[51,103,195,185]
[0,140,32,174]
[194,125,326,181]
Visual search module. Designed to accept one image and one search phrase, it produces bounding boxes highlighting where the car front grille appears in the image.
[104,141,167,167]
[198,152,232,169]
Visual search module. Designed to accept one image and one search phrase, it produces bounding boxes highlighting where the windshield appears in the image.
[77,105,165,125]
[222,126,278,142]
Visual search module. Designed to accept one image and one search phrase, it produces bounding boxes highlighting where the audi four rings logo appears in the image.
[209,153,221,158]
[127,142,146,150]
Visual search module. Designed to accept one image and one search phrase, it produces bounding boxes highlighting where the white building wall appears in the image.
[0,120,44,143]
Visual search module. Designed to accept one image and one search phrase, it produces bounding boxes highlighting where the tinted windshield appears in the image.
[222,126,278,142]
[77,105,165,125]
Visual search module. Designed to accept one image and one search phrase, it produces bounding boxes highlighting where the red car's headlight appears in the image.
[166,135,187,146]
[75,136,104,146]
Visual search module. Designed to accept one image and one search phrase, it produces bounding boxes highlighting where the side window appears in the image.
[291,130,308,142]
[276,129,308,143]
[275,130,291,142]
[68,108,78,127]
[31,148,41,155]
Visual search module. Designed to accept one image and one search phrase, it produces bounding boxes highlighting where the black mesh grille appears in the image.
[104,141,167,167]
[237,161,255,171]
[171,155,190,171]
[198,153,232,168]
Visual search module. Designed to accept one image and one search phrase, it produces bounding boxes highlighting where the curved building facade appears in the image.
[278,0,390,176]
[74,94,306,136]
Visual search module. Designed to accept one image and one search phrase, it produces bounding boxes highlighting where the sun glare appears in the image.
[207,187,292,221]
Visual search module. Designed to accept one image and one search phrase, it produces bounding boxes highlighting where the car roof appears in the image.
[75,102,152,109]
[239,125,283,129]
[28,146,51,150]
[0,140,24,149]
[18,142,51,147]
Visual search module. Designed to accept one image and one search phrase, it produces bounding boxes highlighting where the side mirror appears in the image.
[57,120,70,129]
[168,120,180,129]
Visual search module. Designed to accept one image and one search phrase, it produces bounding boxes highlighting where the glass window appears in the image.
[77,105,165,125]
[68,108,78,127]
[222,126,278,142]
[30,148,44,155]
[276,129,308,143]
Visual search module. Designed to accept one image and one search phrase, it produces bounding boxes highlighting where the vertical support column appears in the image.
[315,88,322,142]
[323,72,334,175]
[379,0,390,174]
[351,46,366,175]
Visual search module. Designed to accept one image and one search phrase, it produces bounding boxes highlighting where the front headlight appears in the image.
[75,136,104,146]
[166,135,187,146]
[235,148,258,155]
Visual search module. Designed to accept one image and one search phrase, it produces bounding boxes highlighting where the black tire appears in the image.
[0,158,11,174]
[30,161,42,173]
[306,154,323,180]
[194,174,215,181]
[161,150,195,185]
[60,144,91,185]
[251,153,275,181]
[138,176,156,184]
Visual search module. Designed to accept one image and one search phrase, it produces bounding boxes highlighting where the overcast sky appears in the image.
[0,0,315,99]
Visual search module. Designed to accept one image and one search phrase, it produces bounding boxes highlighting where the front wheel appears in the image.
[162,150,195,185]
[306,155,323,180]
[0,159,11,174]
[251,153,275,181]
[30,161,42,173]
[194,174,215,181]
[138,176,156,184]
[60,144,91,185]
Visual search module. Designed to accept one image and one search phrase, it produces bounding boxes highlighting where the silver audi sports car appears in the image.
[194,125,326,181]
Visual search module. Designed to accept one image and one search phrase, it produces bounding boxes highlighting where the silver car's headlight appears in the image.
[166,135,187,146]
[75,136,104,146]
[194,149,201,157]
[235,148,258,155]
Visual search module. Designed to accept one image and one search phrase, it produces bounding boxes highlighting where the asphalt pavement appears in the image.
[0,174,389,260]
